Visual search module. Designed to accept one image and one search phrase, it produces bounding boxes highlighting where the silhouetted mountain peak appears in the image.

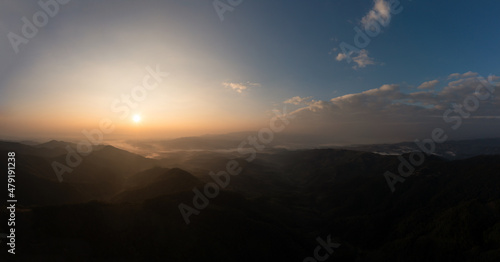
[37,140,73,149]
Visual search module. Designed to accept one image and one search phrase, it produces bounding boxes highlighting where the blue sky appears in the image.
[0,0,499,143]
[212,0,500,96]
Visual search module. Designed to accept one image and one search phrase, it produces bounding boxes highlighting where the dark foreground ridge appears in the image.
[1,140,500,261]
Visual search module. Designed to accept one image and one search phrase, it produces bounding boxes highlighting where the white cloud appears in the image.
[334,0,396,70]
[490,75,500,81]
[361,0,392,30]
[448,71,479,79]
[352,49,376,69]
[417,79,439,90]
[336,52,347,61]
[462,71,479,78]
[336,49,377,69]
[223,82,260,93]
[284,72,500,144]
[284,96,313,105]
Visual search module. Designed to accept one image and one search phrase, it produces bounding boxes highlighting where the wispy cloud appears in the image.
[417,79,439,90]
[361,0,392,30]
[284,96,313,105]
[334,0,399,70]
[351,49,377,69]
[448,71,479,79]
[223,82,260,93]
[336,49,376,69]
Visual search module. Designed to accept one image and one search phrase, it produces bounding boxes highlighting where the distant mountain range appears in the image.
[338,137,500,160]
[109,135,500,160]
[1,138,500,261]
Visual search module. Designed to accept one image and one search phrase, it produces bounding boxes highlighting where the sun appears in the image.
[132,114,142,123]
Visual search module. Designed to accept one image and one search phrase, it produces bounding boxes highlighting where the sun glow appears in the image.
[133,114,142,123]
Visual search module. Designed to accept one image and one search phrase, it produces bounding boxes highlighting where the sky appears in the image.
[0,0,499,144]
